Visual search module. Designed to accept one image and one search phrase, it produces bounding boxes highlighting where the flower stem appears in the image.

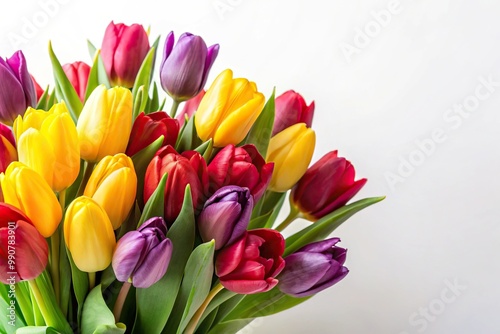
[275,206,300,232]
[49,227,61,305]
[76,161,95,197]
[169,99,180,118]
[113,282,131,322]
[28,279,58,328]
[184,283,224,334]
[88,272,96,291]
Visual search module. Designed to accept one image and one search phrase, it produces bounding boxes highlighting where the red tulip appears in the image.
[176,90,205,126]
[30,74,45,102]
[207,144,273,202]
[62,61,91,102]
[273,90,314,136]
[0,203,48,283]
[0,123,17,173]
[215,228,285,294]
[291,151,367,221]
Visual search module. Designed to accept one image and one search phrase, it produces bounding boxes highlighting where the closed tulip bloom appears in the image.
[62,61,91,102]
[84,154,137,230]
[0,123,17,173]
[0,162,62,237]
[215,228,285,294]
[195,69,265,147]
[14,102,80,191]
[176,90,205,126]
[0,51,37,125]
[291,151,367,221]
[207,144,273,202]
[198,186,253,250]
[278,238,348,297]
[112,217,173,288]
[64,197,116,272]
[266,123,316,192]
[0,203,48,284]
[126,111,180,156]
[77,85,133,162]
[101,21,150,87]
[160,32,219,102]
[273,90,314,136]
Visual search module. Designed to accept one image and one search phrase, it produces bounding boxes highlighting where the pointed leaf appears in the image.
[137,173,167,227]
[87,40,110,88]
[244,88,275,157]
[131,42,159,118]
[207,319,254,334]
[81,285,125,334]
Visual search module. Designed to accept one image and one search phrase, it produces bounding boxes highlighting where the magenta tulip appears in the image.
[62,61,91,102]
[273,90,314,136]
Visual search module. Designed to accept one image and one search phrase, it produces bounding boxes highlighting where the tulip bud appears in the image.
[273,90,314,136]
[0,203,48,284]
[176,90,205,126]
[0,162,62,237]
[207,144,273,202]
[126,111,180,157]
[101,21,150,87]
[160,32,219,102]
[62,61,91,102]
[77,85,133,162]
[112,217,173,288]
[0,51,37,125]
[64,197,116,272]
[266,123,316,192]
[215,228,285,294]
[278,238,348,297]
[198,186,253,250]
[14,102,80,192]
[291,151,367,220]
[0,123,17,173]
[194,69,265,147]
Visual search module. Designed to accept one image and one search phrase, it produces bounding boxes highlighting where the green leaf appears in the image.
[175,115,202,152]
[244,88,275,157]
[207,319,254,334]
[65,248,88,326]
[15,327,61,334]
[133,186,196,334]
[284,196,385,256]
[145,82,160,113]
[137,173,167,227]
[86,40,110,89]
[36,86,51,110]
[193,139,213,160]
[247,212,272,230]
[196,288,237,329]
[81,285,125,334]
[131,41,159,118]
[248,192,286,229]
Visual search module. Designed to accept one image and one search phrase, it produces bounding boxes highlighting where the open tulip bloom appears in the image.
[0,21,384,334]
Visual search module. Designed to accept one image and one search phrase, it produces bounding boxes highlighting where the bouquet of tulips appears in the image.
[0,21,384,334]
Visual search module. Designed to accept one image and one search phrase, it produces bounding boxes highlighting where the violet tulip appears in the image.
[278,238,348,297]
[126,111,180,156]
[176,90,205,126]
[272,90,314,136]
[0,123,17,173]
[62,61,91,102]
[207,144,274,202]
[160,32,219,103]
[198,186,253,250]
[112,217,173,288]
[291,150,367,221]
[215,228,285,294]
[101,21,150,87]
[0,51,37,125]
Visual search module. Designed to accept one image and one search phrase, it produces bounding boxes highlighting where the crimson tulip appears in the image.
[0,123,17,173]
[215,228,285,294]
[62,61,91,102]
[176,90,205,126]
[272,90,315,136]
[30,74,44,102]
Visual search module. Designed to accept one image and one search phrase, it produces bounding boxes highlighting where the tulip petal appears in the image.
[112,231,145,282]
[279,253,332,294]
[132,238,173,288]
[220,279,270,294]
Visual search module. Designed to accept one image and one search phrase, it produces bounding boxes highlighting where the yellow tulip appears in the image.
[266,123,316,192]
[14,102,80,192]
[77,85,133,162]
[0,162,62,237]
[194,69,265,147]
[64,196,116,272]
[84,153,137,229]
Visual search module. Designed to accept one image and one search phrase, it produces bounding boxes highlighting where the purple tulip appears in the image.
[278,238,349,297]
[198,186,253,250]
[0,51,36,125]
[112,217,173,288]
[160,32,219,102]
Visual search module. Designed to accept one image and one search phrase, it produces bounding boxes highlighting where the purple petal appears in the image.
[200,43,219,89]
[298,238,341,253]
[139,216,168,235]
[7,51,36,107]
[278,253,331,296]
[292,267,349,298]
[112,231,146,282]
[226,193,253,246]
[0,60,28,124]
[132,238,173,288]
[199,201,242,249]
[161,31,175,68]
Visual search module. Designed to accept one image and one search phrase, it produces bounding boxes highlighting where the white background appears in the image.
[1,0,499,333]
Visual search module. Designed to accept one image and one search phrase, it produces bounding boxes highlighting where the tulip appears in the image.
[64,196,116,272]
[215,228,285,294]
[194,69,265,147]
[77,85,133,162]
[126,111,179,156]
[0,51,37,125]
[101,21,150,87]
[207,144,273,202]
[278,238,348,297]
[266,123,316,192]
[160,32,219,102]
[176,90,205,126]
[14,102,80,191]
[0,162,62,237]
[198,186,253,250]
[273,90,314,136]
[144,146,208,224]
[291,151,367,220]
[31,74,45,102]
[62,61,91,102]
[0,123,17,173]
[112,217,173,288]
[0,203,48,284]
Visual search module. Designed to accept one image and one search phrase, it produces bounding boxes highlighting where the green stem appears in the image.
[16,281,35,325]
[184,283,224,334]
[49,228,61,305]
[113,282,131,323]
[169,99,180,118]
[76,161,95,197]
[275,206,300,232]
[88,272,96,291]
[28,280,58,328]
